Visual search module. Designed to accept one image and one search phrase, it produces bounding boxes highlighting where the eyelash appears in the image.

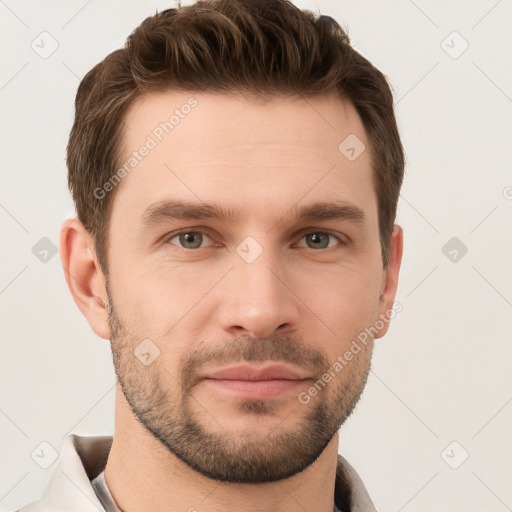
[161,228,350,251]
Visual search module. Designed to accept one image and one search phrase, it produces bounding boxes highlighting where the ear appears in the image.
[60,218,111,340]
[374,224,403,339]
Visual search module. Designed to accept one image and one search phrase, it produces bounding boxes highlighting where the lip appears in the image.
[203,363,308,381]
[200,364,311,400]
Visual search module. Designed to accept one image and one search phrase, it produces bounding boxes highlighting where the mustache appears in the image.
[180,335,329,392]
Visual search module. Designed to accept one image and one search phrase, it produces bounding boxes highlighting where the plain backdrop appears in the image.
[1,1,511,511]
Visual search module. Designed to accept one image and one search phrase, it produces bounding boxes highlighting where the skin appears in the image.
[60,90,403,512]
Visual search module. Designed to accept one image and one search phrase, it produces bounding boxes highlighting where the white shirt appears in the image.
[91,469,344,512]
[91,471,122,512]
[14,434,377,512]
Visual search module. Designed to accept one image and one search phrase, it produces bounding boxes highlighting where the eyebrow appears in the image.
[139,198,367,229]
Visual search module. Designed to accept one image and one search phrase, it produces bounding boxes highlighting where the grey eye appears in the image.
[297,232,340,250]
[170,231,212,249]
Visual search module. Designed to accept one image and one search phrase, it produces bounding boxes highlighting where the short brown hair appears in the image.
[67,0,404,273]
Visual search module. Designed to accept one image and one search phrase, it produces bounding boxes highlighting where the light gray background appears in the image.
[1,1,511,511]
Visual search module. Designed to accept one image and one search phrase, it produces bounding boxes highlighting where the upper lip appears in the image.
[203,364,310,381]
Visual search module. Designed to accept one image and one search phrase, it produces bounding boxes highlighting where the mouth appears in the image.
[200,363,312,400]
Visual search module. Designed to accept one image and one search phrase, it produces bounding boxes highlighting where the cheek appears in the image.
[108,263,225,387]
[295,264,382,357]
[297,259,382,316]
[110,261,221,346]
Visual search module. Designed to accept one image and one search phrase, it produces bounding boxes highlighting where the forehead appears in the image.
[110,90,377,232]
[122,90,360,154]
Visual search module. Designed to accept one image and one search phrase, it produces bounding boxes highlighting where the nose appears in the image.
[216,245,301,339]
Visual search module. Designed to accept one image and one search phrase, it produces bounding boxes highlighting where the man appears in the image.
[16,0,404,510]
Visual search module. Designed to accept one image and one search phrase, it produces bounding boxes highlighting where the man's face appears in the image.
[105,91,391,483]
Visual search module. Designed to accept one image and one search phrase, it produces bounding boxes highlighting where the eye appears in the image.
[165,230,215,250]
[162,229,349,251]
[295,231,348,250]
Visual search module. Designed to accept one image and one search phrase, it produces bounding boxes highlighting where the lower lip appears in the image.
[203,379,309,399]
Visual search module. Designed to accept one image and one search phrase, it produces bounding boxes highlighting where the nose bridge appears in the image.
[236,239,283,299]
[217,236,299,337]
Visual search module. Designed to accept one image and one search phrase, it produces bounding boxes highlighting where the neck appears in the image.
[104,385,340,512]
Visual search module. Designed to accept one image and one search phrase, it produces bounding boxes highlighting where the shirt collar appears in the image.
[21,434,376,512]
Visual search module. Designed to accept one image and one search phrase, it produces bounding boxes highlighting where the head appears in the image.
[61,0,404,484]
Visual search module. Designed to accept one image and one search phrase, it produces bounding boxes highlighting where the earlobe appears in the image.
[374,224,403,339]
[59,218,111,340]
